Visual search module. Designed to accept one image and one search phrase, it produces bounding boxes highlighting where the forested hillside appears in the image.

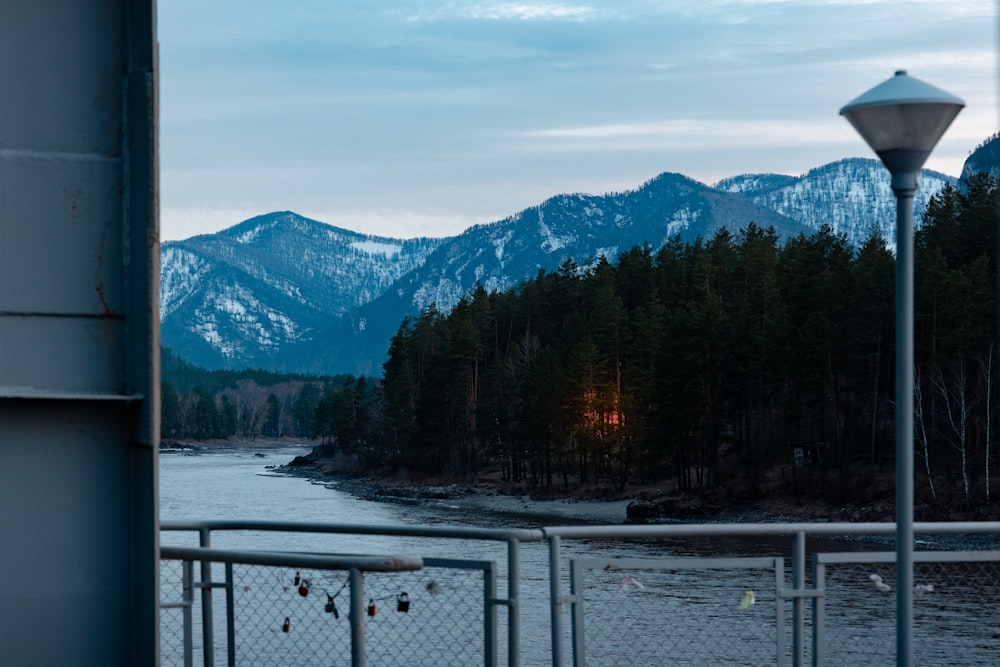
[166,174,999,514]
[359,175,998,509]
[160,347,357,441]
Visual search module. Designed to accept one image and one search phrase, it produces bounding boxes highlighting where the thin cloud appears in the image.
[465,3,595,20]
[408,2,596,21]
[518,118,854,148]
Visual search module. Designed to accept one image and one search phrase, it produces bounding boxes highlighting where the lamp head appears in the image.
[840,70,964,176]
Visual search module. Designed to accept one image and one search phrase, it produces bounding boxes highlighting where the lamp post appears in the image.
[840,71,963,666]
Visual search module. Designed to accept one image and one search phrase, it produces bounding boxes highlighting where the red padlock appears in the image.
[367,599,377,617]
[298,578,310,597]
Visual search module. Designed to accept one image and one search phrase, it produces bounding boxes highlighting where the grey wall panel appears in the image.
[0,0,159,664]
[0,0,124,155]
[0,403,132,665]
[0,317,126,393]
[0,155,123,313]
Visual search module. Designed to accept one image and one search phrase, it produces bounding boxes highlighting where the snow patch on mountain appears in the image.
[413,278,464,311]
[537,208,576,253]
[351,240,401,257]
[233,219,277,244]
[160,246,210,320]
[667,207,701,236]
[192,284,303,355]
[493,229,514,262]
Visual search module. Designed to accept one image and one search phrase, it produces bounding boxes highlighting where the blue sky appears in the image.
[158,1,997,241]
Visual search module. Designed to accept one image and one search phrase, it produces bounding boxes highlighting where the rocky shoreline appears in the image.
[278,462,1000,551]
[282,457,634,524]
[168,440,1000,542]
[279,449,825,525]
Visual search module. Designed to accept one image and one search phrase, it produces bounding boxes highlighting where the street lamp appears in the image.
[840,71,963,667]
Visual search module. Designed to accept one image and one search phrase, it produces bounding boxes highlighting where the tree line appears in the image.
[163,174,998,508]
[371,175,998,506]
[160,348,358,442]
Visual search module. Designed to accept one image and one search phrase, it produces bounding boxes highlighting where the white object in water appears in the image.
[869,573,891,593]
[619,575,645,591]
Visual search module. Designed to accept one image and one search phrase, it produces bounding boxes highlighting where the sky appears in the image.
[158,0,998,241]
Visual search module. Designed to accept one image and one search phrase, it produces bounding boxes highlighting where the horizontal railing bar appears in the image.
[541,521,1000,540]
[582,556,781,570]
[160,519,543,543]
[193,581,228,590]
[160,545,423,572]
[779,589,825,599]
[816,549,1000,565]
[422,556,495,571]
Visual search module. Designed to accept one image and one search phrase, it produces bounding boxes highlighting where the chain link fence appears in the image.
[160,555,496,667]
[567,557,785,666]
[161,522,1000,666]
[160,558,192,666]
[816,551,1000,665]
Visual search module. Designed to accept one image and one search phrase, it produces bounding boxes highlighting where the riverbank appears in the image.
[163,438,999,526]
[313,471,635,524]
[279,449,825,525]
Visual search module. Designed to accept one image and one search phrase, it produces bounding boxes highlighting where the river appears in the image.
[159,445,1000,666]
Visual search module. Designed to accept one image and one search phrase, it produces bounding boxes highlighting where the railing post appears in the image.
[548,534,564,666]
[484,562,498,667]
[225,563,235,667]
[508,538,521,667]
[793,531,806,666]
[569,559,586,667]
[183,559,194,667]
[812,559,826,667]
[199,528,214,667]
[349,567,366,667]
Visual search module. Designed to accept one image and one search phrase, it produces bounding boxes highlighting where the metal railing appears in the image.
[160,520,1000,666]
[160,520,544,667]
[541,522,1000,666]
[160,546,423,667]
[813,549,1000,666]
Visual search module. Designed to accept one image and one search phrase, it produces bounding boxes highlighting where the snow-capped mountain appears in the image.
[161,140,997,376]
[280,172,800,375]
[160,212,444,370]
[388,172,803,315]
[716,158,954,252]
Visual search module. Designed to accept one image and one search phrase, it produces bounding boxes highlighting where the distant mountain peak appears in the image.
[161,140,1000,376]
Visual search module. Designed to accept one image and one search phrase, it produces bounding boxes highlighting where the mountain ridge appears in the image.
[161,140,998,376]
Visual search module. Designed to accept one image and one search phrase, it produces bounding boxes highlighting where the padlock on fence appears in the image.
[396,592,410,613]
[298,579,310,597]
[367,599,377,617]
[282,617,291,633]
[325,595,339,618]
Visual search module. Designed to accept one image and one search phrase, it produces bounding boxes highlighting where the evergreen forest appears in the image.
[164,174,999,511]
